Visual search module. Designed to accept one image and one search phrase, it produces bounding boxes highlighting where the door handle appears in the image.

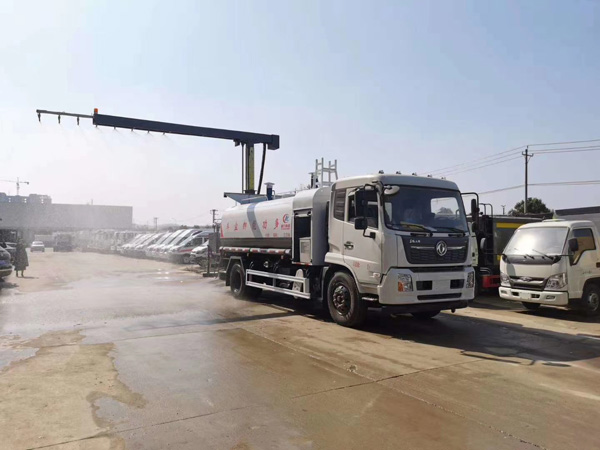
[344,241,354,250]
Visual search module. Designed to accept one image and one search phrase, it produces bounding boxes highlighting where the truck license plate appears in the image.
[521,292,531,300]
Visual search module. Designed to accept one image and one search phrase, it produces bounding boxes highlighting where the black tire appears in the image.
[522,302,541,311]
[229,263,260,299]
[581,284,600,316]
[327,271,367,328]
[182,254,191,264]
[411,311,440,320]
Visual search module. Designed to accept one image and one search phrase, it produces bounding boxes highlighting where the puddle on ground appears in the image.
[0,330,146,449]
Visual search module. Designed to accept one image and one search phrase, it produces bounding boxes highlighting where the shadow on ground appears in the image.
[251,291,600,367]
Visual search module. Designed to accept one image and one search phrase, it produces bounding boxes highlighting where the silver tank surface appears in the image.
[221,196,294,249]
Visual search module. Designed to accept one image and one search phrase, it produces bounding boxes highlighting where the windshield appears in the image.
[172,231,196,246]
[504,227,568,256]
[383,186,468,233]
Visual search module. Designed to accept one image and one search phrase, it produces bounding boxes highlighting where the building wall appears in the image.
[0,203,133,231]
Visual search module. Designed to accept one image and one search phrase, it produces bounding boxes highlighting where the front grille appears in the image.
[416,281,432,291]
[410,266,465,273]
[402,236,469,265]
[450,279,464,289]
[408,247,467,264]
[418,293,462,301]
[510,276,546,291]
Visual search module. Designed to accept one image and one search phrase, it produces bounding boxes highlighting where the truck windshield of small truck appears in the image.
[504,227,568,257]
[383,186,468,233]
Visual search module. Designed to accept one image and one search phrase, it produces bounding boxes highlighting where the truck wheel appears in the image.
[522,302,541,311]
[229,263,260,300]
[327,271,367,328]
[182,255,191,264]
[411,311,440,320]
[581,284,600,316]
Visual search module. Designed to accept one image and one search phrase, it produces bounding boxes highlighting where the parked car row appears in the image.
[120,228,212,264]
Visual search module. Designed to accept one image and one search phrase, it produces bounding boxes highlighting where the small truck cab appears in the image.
[499,219,600,315]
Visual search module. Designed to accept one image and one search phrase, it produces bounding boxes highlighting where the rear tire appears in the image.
[411,311,440,320]
[229,263,260,300]
[522,302,541,311]
[581,284,600,316]
[327,271,367,328]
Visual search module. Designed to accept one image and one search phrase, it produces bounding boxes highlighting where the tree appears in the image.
[509,197,551,215]
[437,207,454,215]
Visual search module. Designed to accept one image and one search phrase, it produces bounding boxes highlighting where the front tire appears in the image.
[522,302,541,311]
[229,263,260,300]
[581,284,600,316]
[411,311,440,320]
[327,271,367,328]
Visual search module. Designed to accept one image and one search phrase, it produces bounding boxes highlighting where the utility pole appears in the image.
[153,217,158,231]
[210,209,218,226]
[501,205,506,215]
[522,146,534,214]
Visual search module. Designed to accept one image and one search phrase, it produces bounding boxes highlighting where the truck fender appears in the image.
[582,277,600,293]
[321,264,358,305]
[224,256,245,286]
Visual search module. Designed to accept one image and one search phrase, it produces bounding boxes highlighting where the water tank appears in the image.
[221,196,293,249]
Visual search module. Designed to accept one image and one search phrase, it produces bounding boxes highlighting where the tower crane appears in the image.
[0,177,30,196]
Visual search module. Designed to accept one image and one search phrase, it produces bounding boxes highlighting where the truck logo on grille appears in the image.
[435,240,448,256]
[520,277,532,282]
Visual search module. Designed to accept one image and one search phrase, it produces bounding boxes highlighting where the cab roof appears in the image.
[519,219,597,229]
[332,173,460,191]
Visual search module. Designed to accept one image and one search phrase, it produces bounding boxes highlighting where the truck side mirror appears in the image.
[354,188,368,218]
[470,199,479,224]
[568,238,579,252]
[354,217,368,230]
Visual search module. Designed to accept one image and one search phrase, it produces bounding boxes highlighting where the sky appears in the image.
[1,0,599,225]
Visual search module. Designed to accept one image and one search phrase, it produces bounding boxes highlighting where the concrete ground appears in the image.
[1,252,600,450]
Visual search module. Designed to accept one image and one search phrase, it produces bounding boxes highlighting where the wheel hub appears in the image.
[332,284,351,315]
[587,292,599,311]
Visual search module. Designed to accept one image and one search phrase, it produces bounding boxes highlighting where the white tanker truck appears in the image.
[220,173,476,327]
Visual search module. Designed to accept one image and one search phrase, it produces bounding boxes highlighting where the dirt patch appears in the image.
[0,330,145,449]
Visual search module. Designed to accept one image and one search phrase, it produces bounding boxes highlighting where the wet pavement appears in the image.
[1,252,600,449]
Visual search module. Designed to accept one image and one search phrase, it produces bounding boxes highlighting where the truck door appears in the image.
[343,188,382,285]
[568,227,598,298]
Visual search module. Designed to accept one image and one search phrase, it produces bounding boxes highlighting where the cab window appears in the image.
[333,189,346,221]
[348,190,379,228]
[571,228,596,264]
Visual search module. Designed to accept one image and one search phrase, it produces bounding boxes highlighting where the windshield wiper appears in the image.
[433,226,467,235]
[395,222,436,233]
[530,248,553,260]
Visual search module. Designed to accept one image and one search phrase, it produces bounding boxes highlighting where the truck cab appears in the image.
[499,219,600,316]
[325,174,475,323]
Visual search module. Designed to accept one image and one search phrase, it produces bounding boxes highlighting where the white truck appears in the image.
[499,219,600,316]
[219,173,476,327]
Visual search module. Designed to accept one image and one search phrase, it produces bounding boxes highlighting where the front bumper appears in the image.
[0,266,13,278]
[498,287,569,306]
[377,267,475,306]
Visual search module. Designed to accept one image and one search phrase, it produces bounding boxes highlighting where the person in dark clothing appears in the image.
[14,239,29,277]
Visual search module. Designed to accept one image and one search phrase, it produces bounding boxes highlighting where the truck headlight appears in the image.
[546,273,567,290]
[466,271,475,289]
[397,274,413,292]
[500,272,510,287]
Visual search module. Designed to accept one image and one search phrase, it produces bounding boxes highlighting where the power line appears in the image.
[535,146,600,154]
[424,145,525,175]
[442,155,522,176]
[424,138,600,176]
[528,138,600,147]
[479,180,600,195]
